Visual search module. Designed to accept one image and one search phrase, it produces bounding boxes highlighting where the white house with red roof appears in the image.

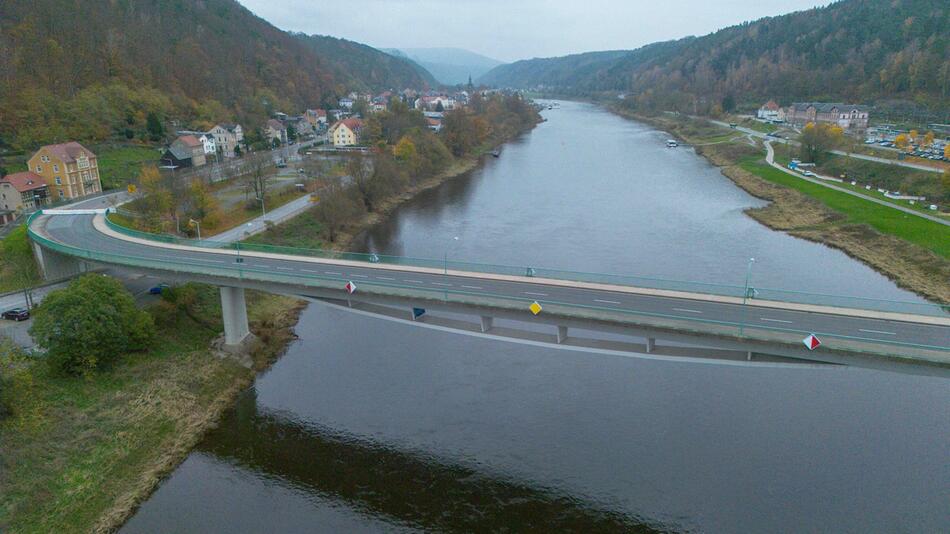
[1,171,50,217]
[329,118,364,147]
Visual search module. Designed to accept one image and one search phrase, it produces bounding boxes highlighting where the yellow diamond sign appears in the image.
[529,301,542,315]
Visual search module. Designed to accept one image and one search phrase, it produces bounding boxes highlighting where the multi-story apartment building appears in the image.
[27,142,102,201]
[208,123,244,157]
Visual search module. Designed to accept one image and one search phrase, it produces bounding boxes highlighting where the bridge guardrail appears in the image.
[28,220,950,359]
[101,213,949,318]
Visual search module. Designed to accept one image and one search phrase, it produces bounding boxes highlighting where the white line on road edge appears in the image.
[594,299,622,305]
[432,282,452,287]
[523,291,548,296]
[760,317,793,324]
[462,285,483,290]
[377,276,396,281]
[859,328,897,336]
[674,308,703,314]
[405,279,425,284]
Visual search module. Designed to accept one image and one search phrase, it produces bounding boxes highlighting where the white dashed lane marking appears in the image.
[432,282,452,287]
[377,276,396,281]
[523,291,548,296]
[760,317,793,324]
[859,328,896,336]
[673,308,703,314]
[461,285,483,290]
[594,299,621,305]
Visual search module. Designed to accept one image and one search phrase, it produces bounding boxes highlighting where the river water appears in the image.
[122,101,949,533]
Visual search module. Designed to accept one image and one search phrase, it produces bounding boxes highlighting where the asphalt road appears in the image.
[32,214,950,352]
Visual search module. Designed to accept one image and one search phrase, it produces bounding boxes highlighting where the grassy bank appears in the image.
[0,285,305,533]
[610,107,950,304]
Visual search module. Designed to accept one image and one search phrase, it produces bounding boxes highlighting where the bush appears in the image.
[29,274,154,375]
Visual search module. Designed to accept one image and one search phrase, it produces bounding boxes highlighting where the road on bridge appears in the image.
[29,213,950,356]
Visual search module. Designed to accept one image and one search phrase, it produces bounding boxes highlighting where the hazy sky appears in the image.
[239,0,829,63]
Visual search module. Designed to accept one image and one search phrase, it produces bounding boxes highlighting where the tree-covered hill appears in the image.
[477,50,633,89]
[480,0,950,112]
[294,35,438,92]
[0,0,434,149]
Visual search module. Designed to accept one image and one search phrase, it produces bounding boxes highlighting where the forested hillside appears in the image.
[480,0,950,113]
[0,0,433,150]
[477,50,632,89]
[294,35,438,91]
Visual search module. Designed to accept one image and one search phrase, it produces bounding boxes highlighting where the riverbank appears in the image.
[0,287,305,533]
[249,124,540,252]
[611,106,950,303]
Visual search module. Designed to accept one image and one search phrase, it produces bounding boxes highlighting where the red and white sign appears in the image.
[344,281,357,294]
[802,334,821,351]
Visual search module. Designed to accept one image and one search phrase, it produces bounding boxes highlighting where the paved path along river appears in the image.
[122,101,949,533]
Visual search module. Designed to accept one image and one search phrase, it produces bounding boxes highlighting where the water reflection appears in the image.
[196,390,668,533]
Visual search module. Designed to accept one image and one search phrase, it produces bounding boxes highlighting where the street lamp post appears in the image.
[443,236,459,274]
[743,257,756,304]
[189,218,201,240]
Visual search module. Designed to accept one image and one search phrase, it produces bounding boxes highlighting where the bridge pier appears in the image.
[557,325,568,344]
[32,242,87,281]
[645,337,656,353]
[480,316,493,333]
[220,286,251,346]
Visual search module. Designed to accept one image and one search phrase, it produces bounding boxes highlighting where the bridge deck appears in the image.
[27,212,950,365]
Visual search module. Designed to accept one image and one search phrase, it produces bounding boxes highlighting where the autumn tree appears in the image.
[894,134,910,150]
[922,131,934,147]
[799,123,843,163]
[184,179,221,227]
[135,165,173,231]
[393,136,417,162]
[312,177,364,242]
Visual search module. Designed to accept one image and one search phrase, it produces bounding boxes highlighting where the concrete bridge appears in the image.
[26,209,950,368]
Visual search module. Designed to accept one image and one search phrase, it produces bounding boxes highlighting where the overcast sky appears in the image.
[240,0,830,63]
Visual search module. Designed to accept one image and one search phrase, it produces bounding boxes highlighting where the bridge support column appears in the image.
[220,286,250,346]
[556,325,568,344]
[32,242,87,281]
[480,316,493,333]
[645,337,656,353]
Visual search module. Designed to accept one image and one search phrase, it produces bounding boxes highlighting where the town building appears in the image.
[27,142,102,201]
[338,97,355,110]
[306,109,328,129]
[162,135,206,168]
[756,100,782,122]
[0,171,50,215]
[414,95,457,112]
[329,118,364,147]
[208,123,244,157]
[198,133,216,155]
[785,102,869,132]
[426,117,443,132]
[265,119,288,145]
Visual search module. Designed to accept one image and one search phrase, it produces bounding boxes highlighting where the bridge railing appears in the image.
[29,222,950,360]
[101,213,949,318]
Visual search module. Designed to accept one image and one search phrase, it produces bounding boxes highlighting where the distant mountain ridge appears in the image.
[477,0,950,111]
[384,48,503,85]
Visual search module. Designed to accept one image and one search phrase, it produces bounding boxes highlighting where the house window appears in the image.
[58,190,65,199]
[36,165,42,173]
[55,177,62,185]
[53,164,59,172]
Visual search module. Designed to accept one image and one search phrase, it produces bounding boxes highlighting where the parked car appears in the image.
[148,283,170,295]
[2,307,30,321]
[802,171,817,177]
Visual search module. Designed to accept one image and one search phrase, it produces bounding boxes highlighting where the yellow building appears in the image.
[329,118,363,147]
[28,142,103,201]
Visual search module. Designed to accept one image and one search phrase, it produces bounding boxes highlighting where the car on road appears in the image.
[148,284,170,295]
[2,308,30,321]
[802,171,817,177]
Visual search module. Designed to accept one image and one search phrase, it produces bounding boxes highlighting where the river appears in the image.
[122,101,949,533]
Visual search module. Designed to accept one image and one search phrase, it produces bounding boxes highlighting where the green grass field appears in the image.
[95,146,160,189]
[740,157,950,258]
